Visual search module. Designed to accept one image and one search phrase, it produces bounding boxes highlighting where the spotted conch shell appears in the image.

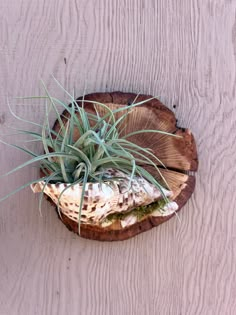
[31,169,174,225]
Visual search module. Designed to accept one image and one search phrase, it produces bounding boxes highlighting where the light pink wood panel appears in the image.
[0,0,236,314]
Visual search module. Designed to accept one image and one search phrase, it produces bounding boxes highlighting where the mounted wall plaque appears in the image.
[1,87,198,241]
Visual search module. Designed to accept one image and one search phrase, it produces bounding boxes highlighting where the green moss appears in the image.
[105,198,167,222]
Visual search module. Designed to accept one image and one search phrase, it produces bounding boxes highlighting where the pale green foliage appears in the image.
[0,78,180,232]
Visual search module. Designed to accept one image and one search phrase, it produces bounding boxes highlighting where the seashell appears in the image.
[31,168,173,225]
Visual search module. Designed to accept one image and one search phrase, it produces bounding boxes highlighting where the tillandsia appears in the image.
[0,77,181,233]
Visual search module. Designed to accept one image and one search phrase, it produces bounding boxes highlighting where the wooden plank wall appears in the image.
[0,1,236,314]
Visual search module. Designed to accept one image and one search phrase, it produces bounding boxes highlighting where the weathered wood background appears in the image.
[0,1,235,314]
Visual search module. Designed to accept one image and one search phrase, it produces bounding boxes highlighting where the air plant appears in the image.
[0,78,181,234]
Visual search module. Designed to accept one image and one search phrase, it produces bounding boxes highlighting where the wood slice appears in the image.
[50,92,198,241]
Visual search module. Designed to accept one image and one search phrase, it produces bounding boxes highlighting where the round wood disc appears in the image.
[50,92,198,241]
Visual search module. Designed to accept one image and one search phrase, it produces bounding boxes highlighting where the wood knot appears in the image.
[0,113,5,125]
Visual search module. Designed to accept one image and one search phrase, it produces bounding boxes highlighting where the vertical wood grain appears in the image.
[1,0,236,314]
